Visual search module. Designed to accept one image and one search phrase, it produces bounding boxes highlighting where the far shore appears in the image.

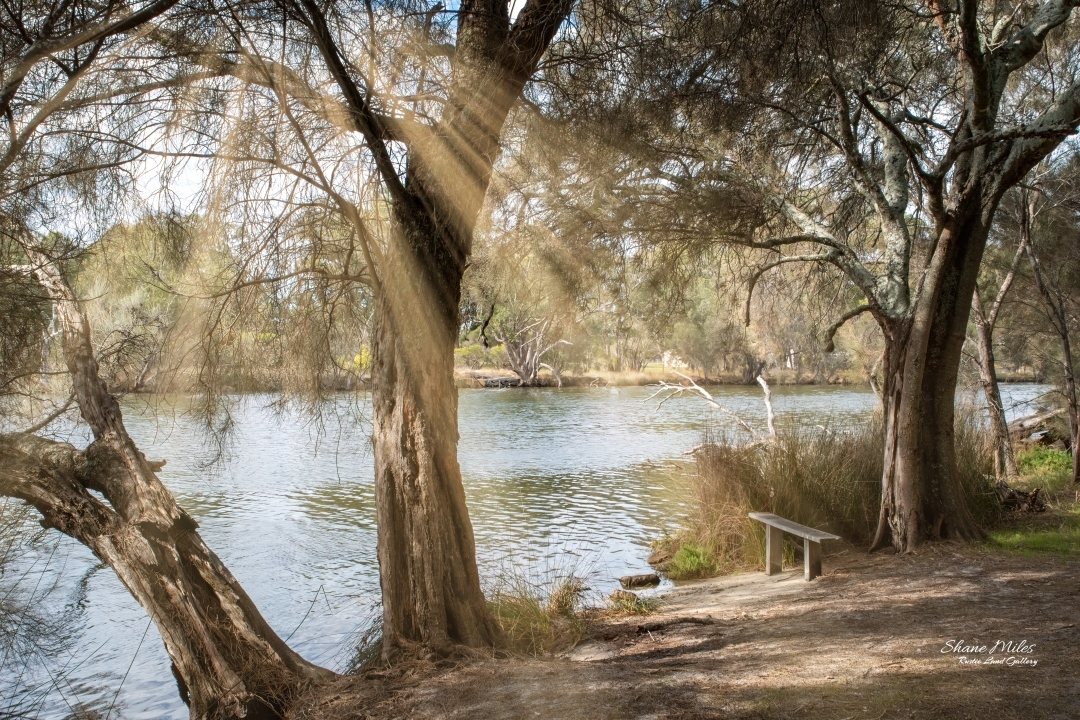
[452,368,1046,389]
[106,369,1046,394]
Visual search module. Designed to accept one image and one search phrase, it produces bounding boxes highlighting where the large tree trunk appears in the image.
[370,187,500,654]
[371,282,500,656]
[873,212,991,552]
[367,79,518,658]
[3,254,332,719]
[355,0,573,658]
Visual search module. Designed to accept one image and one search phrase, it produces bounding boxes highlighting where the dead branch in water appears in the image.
[648,371,777,440]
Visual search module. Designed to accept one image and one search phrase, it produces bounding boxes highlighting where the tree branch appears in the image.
[743,251,839,327]
[823,304,874,353]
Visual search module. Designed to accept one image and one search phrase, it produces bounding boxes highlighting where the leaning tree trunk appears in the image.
[974,314,1018,478]
[2,254,332,719]
[873,211,992,553]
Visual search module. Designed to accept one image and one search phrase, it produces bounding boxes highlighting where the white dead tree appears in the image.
[650,370,777,443]
[494,317,571,386]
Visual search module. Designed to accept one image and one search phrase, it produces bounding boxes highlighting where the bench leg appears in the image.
[766,525,783,575]
[804,538,822,581]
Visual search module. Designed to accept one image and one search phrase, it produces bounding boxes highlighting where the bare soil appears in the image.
[290,542,1080,719]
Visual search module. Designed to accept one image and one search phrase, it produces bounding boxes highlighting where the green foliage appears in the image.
[1018,447,1072,475]
[454,344,489,369]
[665,544,717,580]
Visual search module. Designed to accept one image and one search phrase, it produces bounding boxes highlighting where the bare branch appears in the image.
[823,304,873,353]
[743,251,839,326]
[651,370,760,439]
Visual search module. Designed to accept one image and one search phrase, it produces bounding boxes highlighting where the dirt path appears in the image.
[292,543,1079,719]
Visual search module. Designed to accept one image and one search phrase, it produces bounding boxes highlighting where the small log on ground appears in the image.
[620,573,660,589]
[996,481,1046,513]
[647,549,673,567]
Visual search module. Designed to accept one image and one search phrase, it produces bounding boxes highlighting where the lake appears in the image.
[1,383,1052,718]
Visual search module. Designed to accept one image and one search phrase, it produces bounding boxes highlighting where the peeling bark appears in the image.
[1,253,332,719]
[342,0,574,658]
[872,211,991,552]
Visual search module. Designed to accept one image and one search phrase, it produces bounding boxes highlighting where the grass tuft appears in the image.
[608,589,658,614]
[666,544,717,580]
[488,566,588,657]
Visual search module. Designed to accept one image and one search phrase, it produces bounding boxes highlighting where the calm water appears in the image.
[2,384,1051,718]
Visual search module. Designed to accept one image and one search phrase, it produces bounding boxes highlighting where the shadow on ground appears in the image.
[290,543,1080,720]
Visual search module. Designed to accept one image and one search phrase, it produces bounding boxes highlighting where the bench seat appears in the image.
[748,512,840,581]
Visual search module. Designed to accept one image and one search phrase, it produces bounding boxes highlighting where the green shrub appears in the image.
[1018,447,1072,474]
[666,544,717,580]
[454,344,488,369]
[1014,446,1074,494]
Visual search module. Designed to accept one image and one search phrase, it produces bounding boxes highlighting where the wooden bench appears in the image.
[748,512,840,581]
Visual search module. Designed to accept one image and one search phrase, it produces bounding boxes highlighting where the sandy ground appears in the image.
[291,542,1080,719]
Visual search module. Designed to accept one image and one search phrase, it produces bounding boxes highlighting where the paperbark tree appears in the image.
[165,0,575,656]
[354,0,572,654]
[2,251,332,719]
[1,4,343,716]
[713,0,1080,551]
[0,0,192,201]
[494,317,570,385]
[1022,187,1080,483]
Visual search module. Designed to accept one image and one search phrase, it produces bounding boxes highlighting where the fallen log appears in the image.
[1008,407,1066,435]
[996,480,1046,513]
[620,573,660,589]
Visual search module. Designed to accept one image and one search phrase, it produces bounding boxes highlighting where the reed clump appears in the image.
[487,566,589,657]
[657,408,998,580]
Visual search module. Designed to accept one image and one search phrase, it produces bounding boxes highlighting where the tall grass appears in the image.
[659,406,998,579]
[486,563,589,657]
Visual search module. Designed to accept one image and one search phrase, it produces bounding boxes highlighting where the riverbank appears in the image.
[290,538,1079,719]
[454,368,863,388]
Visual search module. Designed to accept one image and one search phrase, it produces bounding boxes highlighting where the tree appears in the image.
[1,3,346,715]
[616,0,1080,551]
[971,227,1027,478]
[1,249,333,719]
[143,0,576,656]
[1020,159,1080,482]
